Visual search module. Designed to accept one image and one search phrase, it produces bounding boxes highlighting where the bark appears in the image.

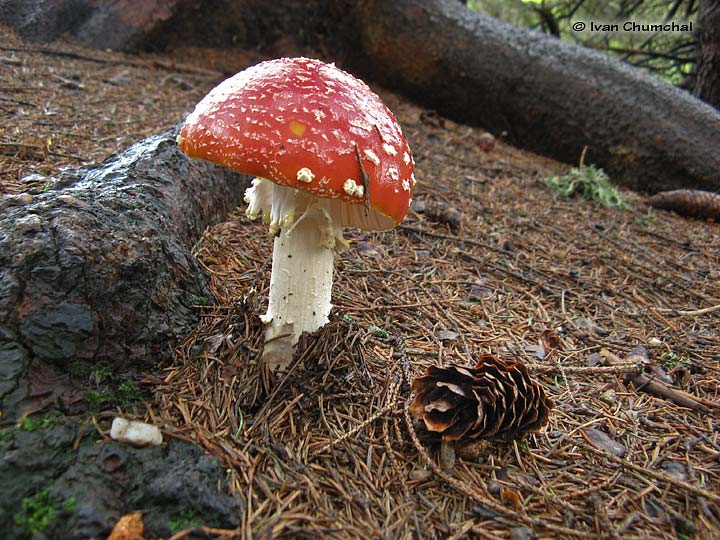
[693,0,720,109]
[345,0,720,193]
[0,128,249,419]
[0,0,186,50]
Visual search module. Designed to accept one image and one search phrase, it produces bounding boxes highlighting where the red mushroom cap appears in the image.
[178,57,414,228]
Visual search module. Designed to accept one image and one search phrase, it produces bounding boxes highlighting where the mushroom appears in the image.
[177,57,415,371]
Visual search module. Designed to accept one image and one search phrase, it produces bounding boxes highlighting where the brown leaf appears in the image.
[500,487,524,511]
[541,329,562,350]
[108,512,144,540]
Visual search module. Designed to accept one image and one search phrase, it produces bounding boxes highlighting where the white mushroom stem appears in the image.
[245,178,346,371]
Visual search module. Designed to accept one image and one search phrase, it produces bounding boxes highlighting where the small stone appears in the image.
[110,418,163,446]
[487,479,503,495]
[435,329,460,341]
[468,283,492,302]
[510,526,537,540]
[409,469,432,482]
[661,461,689,482]
[410,199,426,213]
[599,389,616,405]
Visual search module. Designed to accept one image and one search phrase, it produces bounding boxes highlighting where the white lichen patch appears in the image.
[364,149,380,166]
[297,167,315,183]
[343,178,365,198]
[383,143,397,156]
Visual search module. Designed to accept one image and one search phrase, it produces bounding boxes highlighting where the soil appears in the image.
[2,24,719,540]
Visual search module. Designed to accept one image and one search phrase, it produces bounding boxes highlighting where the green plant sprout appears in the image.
[546,164,627,209]
[661,351,690,369]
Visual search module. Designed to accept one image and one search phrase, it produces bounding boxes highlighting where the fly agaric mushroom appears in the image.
[177,57,415,371]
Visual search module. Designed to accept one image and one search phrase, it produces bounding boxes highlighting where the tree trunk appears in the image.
[693,0,720,109]
[345,0,720,194]
[0,129,249,419]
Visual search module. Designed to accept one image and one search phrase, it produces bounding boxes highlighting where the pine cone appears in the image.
[410,354,553,442]
[647,189,720,221]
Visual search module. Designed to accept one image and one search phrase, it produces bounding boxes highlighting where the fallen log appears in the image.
[2,0,719,193]
[0,128,249,419]
[347,0,720,193]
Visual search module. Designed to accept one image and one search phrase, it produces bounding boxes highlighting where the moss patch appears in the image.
[14,488,75,539]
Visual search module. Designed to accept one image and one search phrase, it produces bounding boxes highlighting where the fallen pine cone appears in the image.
[410,354,553,443]
[647,189,720,221]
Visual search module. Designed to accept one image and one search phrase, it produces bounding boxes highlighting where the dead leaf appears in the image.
[582,428,626,457]
[108,512,144,540]
[356,241,383,258]
[435,330,460,341]
[500,487,524,511]
[541,329,562,350]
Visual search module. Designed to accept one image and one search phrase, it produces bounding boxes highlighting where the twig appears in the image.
[579,441,720,504]
[528,362,639,375]
[608,352,720,412]
[656,303,720,316]
[627,372,720,411]
[168,526,239,540]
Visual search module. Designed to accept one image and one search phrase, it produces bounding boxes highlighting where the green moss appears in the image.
[85,379,148,411]
[546,165,627,209]
[14,488,75,539]
[169,510,202,534]
[68,362,113,384]
[117,380,146,407]
[18,413,60,433]
[84,389,113,410]
[0,427,14,446]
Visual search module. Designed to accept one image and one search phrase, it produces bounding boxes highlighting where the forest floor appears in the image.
[2,24,720,540]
